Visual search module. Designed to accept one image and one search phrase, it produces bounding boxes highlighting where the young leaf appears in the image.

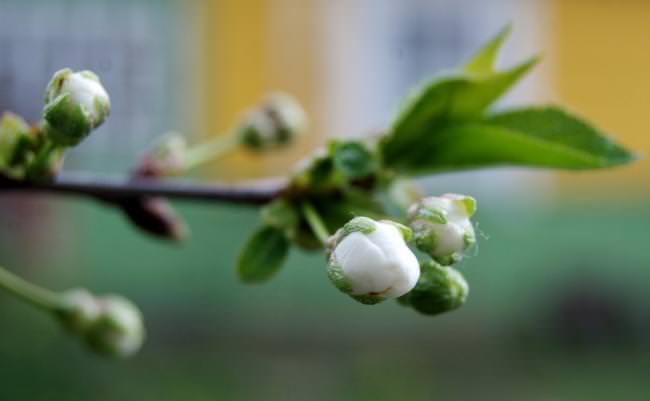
[382,57,538,166]
[385,106,635,174]
[463,24,512,76]
[237,226,289,284]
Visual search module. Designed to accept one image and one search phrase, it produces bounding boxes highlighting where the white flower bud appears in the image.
[57,288,101,334]
[42,68,111,146]
[408,194,477,265]
[137,133,188,177]
[327,217,420,304]
[84,295,145,358]
[238,92,308,150]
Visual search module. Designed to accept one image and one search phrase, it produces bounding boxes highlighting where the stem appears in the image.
[0,265,63,312]
[0,172,285,205]
[184,133,241,171]
[301,202,330,245]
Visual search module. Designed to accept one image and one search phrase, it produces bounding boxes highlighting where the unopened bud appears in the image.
[119,197,189,242]
[238,92,307,150]
[84,295,145,358]
[0,112,36,178]
[136,133,187,177]
[57,288,101,333]
[327,216,419,305]
[408,194,476,265]
[399,261,468,316]
[42,68,111,147]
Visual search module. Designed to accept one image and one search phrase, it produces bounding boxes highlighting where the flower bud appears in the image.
[238,92,308,150]
[57,288,101,334]
[399,261,468,316]
[84,295,145,358]
[42,68,111,147]
[0,112,37,178]
[119,196,189,242]
[327,216,420,305]
[135,133,188,177]
[407,194,476,265]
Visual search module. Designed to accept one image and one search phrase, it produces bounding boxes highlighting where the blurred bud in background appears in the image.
[238,92,308,151]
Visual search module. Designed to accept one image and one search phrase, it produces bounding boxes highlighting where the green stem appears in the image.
[0,265,63,312]
[184,132,241,170]
[301,202,330,246]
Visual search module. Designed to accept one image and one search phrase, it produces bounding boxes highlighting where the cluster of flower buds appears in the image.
[42,68,111,147]
[237,92,308,150]
[57,288,145,358]
[326,194,476,315]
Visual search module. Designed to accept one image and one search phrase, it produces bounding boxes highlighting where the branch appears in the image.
[0,172,285,205]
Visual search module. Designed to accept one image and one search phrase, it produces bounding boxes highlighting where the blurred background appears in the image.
[0,0,649,400]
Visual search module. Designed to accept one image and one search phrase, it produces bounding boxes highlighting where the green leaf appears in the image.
[382,57,538,166]
[463,24,512,76]
[386,106,635,174]
[237,226,289,284]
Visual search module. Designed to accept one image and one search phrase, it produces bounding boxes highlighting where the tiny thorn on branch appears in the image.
[0,172,286,205]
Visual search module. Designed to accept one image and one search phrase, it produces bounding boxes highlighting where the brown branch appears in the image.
[0,172,286,205]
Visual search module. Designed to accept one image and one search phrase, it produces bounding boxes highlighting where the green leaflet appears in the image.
[381,57,538,167]
[237,226,289,284]
[388,106,635,175]
[463,24,512,76]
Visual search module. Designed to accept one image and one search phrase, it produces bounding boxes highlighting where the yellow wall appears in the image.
[198,0,318,180]
[552,0,650,194]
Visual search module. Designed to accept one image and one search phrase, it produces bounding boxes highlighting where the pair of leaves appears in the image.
[380,26,634,175]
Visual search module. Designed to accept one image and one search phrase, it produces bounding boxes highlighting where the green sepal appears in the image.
[42,93,92,147]
[327,261,387,305]
[44,68,71,103]
[413,227,437,257]
[327,260,353,294]
[459,196,477,217]
[237,226,290,284]
[415,207,447,225]
[339,216,376,240]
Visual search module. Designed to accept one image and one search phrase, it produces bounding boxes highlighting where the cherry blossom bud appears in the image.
[57,288,101,334]
[42,68,111,146]
[408,194,477,265]
[135,133,188,177]
[238,92,308,150]
[327,216,420,305]
[400,261,468,316]
[84,295,145,358]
